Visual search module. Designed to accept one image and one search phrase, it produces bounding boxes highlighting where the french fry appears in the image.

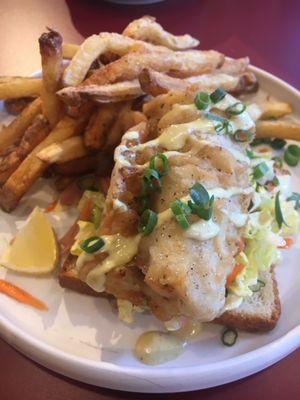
[0,115,49,185]
[62,32,171,87]
[85,50,224,86]
[52,152,113,177]
[259,101,292,119]
[0,97,42,154]
[58,80,143,104]
[4,97,34,115]
[62,43,79,59]
[39,29,63,127]
[139,69,256,96]
[218,57,249,75]
[37,136,89,164]
[122,16,199,50]
[0,77,42,99]
[84,104,119,150]
[0,112,91,212]
[255,120,300,141]
[104,104,146,150]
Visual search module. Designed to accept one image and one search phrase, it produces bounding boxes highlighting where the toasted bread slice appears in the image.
[215,269,281,332]
[59,259,281,332]
[59,254,106,297]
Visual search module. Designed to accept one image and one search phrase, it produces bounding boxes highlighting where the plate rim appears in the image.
[0,64,299,393]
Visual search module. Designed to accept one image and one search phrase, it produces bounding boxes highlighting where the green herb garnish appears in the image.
[270,138,286,150]
[252,162,269,179]
[225,102,246,116]
[233,129,253,142]
[138,209,158,235]
[210,87,226,104]
[275,191,287,229]
[194,92,210,110]
[284,144,300,167]
[170,199,191,230]
[221,328,238,346]
[80,236,105,253]
[149,153,169,177]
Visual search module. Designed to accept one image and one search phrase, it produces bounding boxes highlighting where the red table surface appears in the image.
[0,0,299,398]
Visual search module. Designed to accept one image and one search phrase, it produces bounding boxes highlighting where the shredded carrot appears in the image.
[226,263,244,288]
[44,200,58,213]
[99,177,110,195]
[278,237,294,249]
[236,237,245,255]
[0,279,48,311]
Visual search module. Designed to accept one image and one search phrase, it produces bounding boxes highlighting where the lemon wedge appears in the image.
[1,207,57,274]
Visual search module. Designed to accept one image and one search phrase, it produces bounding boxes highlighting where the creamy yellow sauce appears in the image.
[134,331,185,365]
[135,319,202,365]
[184,219,220,241]
[86,234,141,292]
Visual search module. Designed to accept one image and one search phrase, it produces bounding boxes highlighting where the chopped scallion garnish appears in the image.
[188,182,214,220]
[170,199,191,229]
[138,209,158,235]
[270,138,286,150]
[194,92,210,110]
[210,87,226,104]
[225,102,246,116]
[250,279,265,292]
[233,129,253,142]
[221,328,238,346]
[204,111,226,123]
[80,236,105,253]
[143,168,162,193]
[252,162,269,179]
[149,152,169,177]
[275,191,287,229]
[284,144,300,167]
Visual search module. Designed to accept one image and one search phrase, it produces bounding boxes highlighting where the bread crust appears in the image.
[214,271,281,332]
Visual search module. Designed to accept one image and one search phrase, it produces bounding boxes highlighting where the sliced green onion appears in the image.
[138,209,157,235]
[143,168,162,192]
[221,328,238,346]
[246,149,255,159]
[204,111,226,123]
[233,129,254,142]
[225,102,246,116]
[215,120,233,136]
[80,236,105,253]
[270,138,286,150]
[287,192,300,210]
[275,191,287,229]
[90,205,101,228]
[149,153,169,177]
[210,87,226,104]
[250,138,271,147]
[170,199,191,229]
[252,162,269,179]
[272,156,283,169]
[189,182,209,205]
[188,195,214,221]
[194,92,210,110]
[251,279,265,292]
[284,145,300,166]
[271,176,280,187]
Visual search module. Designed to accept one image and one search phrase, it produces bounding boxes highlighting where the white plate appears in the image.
[0,66,299,393]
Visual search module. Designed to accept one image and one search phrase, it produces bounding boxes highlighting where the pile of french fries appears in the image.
[0,16,299,213]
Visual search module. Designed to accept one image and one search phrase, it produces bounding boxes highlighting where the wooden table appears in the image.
[0,0,299,398]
